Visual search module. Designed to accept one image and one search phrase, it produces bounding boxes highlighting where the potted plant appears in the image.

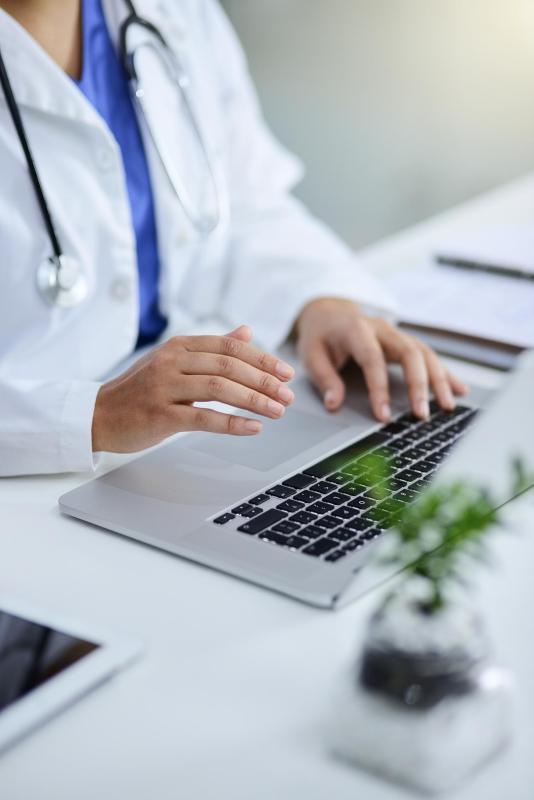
[330,455,531,795]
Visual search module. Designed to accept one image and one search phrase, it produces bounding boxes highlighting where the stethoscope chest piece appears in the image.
[36,255,88,308]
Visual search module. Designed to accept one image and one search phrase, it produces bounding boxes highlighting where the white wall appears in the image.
[222,0,534,248]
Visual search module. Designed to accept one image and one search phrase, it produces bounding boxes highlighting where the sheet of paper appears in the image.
[387,264,534,348]
[435,224,534,275]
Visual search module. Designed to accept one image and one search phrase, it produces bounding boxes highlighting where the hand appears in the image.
[295,298,468,422]
[92,325,295,453]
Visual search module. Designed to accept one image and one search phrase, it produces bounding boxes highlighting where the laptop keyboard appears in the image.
[210,402,478,564]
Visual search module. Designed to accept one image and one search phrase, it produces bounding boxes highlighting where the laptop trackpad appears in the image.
[185,408,349,471]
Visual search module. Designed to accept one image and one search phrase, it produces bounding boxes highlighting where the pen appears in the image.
[435,255,534,282]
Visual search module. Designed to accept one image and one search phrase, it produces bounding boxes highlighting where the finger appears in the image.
[447,369,469,396]
[180,352,294,406]
[399,341,430,419]
[177,375,286,419]
[349,324,391,422]
[226,324,253,343]
[304,340,346,411]
[423,348,456,411]
[184,335,294,381]
[175,406,263,436]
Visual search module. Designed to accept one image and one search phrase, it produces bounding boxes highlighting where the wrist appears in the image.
[91,384,109,453]
[294,297,359,337]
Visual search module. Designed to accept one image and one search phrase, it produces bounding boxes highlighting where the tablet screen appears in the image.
[0,609,100,713]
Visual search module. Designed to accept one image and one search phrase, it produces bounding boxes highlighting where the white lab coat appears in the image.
[0,0,392,476]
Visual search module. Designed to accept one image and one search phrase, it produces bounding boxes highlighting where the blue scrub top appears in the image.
[76,0,167,347]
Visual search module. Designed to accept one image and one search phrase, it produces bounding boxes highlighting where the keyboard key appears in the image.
[325,549,348,563]
[272,521,300,534]
[395,488,416,502]
[348,495,374,511]
[343,482,367,496]
[378,499,400,515]
[237,509,287,534]
[432,431,454,445]
[276,499,305,513]
[328,472,353,485]
[293,490,321,504]
[343,517,373,532]
[359,513,380,529]
[260,531,289,546]
[363,527,385,540]
[331,506,360,520]
[308,501,335,515]
[239,507,263,518]
[426,450,447,465]
[302,431,389,478]
[299,525,327,539]
[383,420,410,435]
[402,446,427,461]
[325,492,351,505]
[213,513,235,525]
[343,538,365,552]
[412,479,429,492]
[286,535,310,550]
[315,515,341,530]
[395,432,420,447]
[414,457,436,472]
[341,462,366,477]
[389,476,408,490]
[394,455,418,470]
[232,503,255,515]
[397,468,424,483]
[249,493,270,505]
[282,473,316,490]
[387,439,408,453]
[267,485,296,499]
[289,511,318,525]
[330,527,359,542]
[311,481,338,495]
[302,538,338,557]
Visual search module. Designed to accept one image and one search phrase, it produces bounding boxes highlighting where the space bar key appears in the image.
[237,509,287,534]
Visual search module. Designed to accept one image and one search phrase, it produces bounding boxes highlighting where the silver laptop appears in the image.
[59,351,534,608]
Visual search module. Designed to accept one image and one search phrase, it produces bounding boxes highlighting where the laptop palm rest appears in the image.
[184,407,350,471]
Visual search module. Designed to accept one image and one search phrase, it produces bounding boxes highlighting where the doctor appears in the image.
[0,0,467,476]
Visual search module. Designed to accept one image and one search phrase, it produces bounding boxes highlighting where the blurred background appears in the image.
[221,0,534,249]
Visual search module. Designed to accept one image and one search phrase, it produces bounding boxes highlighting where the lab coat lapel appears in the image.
[101,0,224,322]
[0,9,102,128]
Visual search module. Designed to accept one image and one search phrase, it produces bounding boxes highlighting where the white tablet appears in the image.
[0,596,141,754]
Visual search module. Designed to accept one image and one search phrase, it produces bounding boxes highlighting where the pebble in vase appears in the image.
[330,593,512,795]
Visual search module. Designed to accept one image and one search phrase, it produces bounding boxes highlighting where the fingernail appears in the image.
[244,419,262,434]
[381,403,391,422]
[276,361,294,380]
[278,385,294,404]
[416,399,430,419]
[444,390,456,410]
[324,389,337,409]
[268,400,285,416]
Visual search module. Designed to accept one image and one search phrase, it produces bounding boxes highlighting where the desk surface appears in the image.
[1,174,533,800]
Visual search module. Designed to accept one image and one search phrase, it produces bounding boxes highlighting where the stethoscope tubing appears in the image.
[0,0,225,308]
[0,48,63,261]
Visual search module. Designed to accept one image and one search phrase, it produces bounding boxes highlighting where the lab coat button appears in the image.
[110,277,132,301]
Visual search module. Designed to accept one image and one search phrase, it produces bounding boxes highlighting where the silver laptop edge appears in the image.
[59,352,533,609]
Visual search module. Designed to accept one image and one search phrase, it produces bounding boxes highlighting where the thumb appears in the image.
[306,340,345,411]
[226,324,253,343]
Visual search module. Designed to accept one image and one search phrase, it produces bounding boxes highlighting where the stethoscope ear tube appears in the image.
[0,46,64,261]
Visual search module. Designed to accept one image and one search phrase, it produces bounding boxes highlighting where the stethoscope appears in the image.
[0,0,225,309]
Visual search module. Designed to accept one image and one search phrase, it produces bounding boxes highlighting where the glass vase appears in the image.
[329,595,513,795]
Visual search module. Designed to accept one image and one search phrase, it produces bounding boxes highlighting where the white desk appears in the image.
[1,175,533,800]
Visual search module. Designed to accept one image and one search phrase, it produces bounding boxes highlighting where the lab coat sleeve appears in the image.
[0,378,101,476]
[203,0,396,352]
